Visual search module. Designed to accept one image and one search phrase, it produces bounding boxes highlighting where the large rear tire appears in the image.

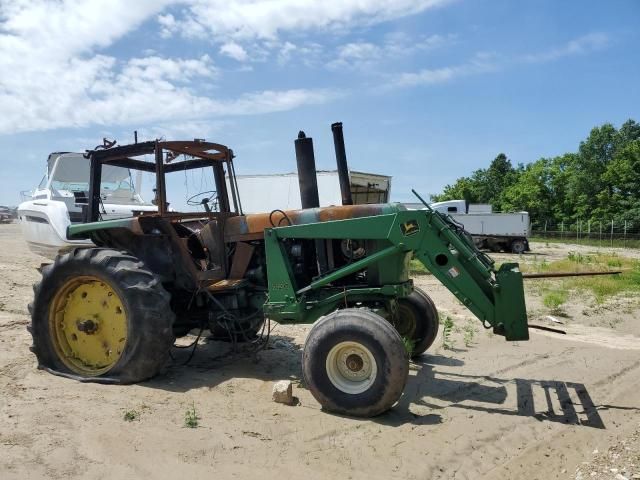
[302,309,409,417]
[395,288,439,358]
[29,248,175,383]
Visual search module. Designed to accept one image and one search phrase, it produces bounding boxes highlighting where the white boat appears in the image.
[18,152,156,258]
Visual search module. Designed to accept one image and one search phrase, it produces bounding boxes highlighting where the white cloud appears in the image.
[327,33,455,70]
[155,1,452,66]
[220,42,249,62]
[389,33,611,90]
[521,33,609,63]
[277,42,298,64]
[0,0,340,135]
[0,0,173,57]
[159,0,452,42]
[158,13,178,39]
[389,51,498,88]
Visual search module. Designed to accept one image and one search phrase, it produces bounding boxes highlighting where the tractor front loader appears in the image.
[28,133,528,417]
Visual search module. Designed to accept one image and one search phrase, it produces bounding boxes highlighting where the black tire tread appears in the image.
[29,248,175,383]
[407,287,440,357]
[302,308,409,417]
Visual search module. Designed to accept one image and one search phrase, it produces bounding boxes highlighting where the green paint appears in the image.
[264,208,529,340]
[67,218,136,239]
[67,201,529,340]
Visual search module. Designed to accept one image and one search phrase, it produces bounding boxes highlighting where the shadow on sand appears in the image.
[143,334,631,429]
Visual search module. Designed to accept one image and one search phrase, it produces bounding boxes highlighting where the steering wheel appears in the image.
[187,190,217,212]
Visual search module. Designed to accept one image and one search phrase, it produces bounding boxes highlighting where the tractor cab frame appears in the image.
[86,139,242,221]
[76,140,246,290]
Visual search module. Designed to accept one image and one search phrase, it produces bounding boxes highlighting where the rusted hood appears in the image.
[224,203,405,242]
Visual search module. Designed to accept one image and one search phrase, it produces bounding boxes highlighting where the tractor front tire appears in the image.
[395,288,440,358]
[302,309,409,417]
[29,248,175,383]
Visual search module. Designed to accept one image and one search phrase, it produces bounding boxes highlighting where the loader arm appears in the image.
[263,206,529,341]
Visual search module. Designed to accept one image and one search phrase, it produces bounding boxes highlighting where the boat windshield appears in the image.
[50,154,149,205]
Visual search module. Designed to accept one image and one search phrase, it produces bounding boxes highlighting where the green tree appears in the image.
[600,140,640,224]
[501,159,552,222]
[431,119,640,227]
[431,153,516,209]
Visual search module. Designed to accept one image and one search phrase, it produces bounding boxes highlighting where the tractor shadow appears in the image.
[381,355,610,428]
[145,332,304,392]
[145,334,621,430]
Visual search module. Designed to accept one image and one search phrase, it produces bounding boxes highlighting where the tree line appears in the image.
[431,119,640,226]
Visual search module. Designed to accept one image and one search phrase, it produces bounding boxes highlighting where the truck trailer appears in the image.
[406,200,531,254]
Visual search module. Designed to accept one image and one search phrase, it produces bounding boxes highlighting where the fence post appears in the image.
[588,220,591,241]
[561,221,564,240]
[624,221,627,248]
[611,219,614,248]
[544,220,547,239]
[577,220,580,242]
[599,221,602,245]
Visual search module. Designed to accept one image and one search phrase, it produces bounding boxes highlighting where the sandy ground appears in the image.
[1,223,639,480]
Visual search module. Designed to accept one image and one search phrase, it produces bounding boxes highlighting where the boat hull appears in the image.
[18,199,92,258]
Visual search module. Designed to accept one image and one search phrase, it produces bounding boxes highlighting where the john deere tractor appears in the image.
[29,134,528,417]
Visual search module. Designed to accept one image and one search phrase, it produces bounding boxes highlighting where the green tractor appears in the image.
[29,137,528,417]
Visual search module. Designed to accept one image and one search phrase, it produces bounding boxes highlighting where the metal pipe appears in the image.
[294,131,320,209]
[294,131,327,274]
[297,244,402,294]
[331,122,353,205]
[522,270,622,279]
[154,142,167,215]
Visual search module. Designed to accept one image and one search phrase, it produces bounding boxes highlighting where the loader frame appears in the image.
[264,209,529,341]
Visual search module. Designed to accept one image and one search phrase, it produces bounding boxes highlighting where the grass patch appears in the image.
[462,320,477,347]
[401,336,415,357]
[409,258,431,276]
[184,402,199,428]
[542,290,568,312]
[524,252,640,304]
[441,315,455,349]
[530,236,640,249]
[123,409,140,422]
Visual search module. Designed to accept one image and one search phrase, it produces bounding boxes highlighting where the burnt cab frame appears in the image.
[85,140,243,222]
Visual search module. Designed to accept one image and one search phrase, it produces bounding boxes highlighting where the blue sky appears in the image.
[1,0,639,206]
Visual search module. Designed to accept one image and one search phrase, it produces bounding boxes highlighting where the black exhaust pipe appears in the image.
[294,130,328,274]
[331,122,353,205]
[294,131,320,209]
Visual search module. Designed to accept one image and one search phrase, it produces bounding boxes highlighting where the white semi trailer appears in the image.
[406,200,531,254]
[233,170,391,213]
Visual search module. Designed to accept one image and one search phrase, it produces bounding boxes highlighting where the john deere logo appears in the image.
[400,220,419,236]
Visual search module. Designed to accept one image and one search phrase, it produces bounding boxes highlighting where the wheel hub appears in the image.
[395,303,417,338]
[346,354,363,372]
[326,341,378,394]
[76,319,99,334]
[49,276,128,376]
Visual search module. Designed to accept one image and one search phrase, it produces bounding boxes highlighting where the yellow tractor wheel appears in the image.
[29,249,174,383]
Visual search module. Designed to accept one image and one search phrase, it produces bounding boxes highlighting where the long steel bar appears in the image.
[522,270,622,279]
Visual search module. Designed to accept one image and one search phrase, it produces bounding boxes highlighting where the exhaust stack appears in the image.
[294,131,320,209]
[294,130,328,274]
[331,122,353,205]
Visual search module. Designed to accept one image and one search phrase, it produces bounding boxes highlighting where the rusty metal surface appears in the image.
[158,140,230,161]
[229,242,255,280]
[224,204,392,242]
[207,279,247,291]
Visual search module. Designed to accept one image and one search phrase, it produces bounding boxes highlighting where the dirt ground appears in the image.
[1,223,639,480]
